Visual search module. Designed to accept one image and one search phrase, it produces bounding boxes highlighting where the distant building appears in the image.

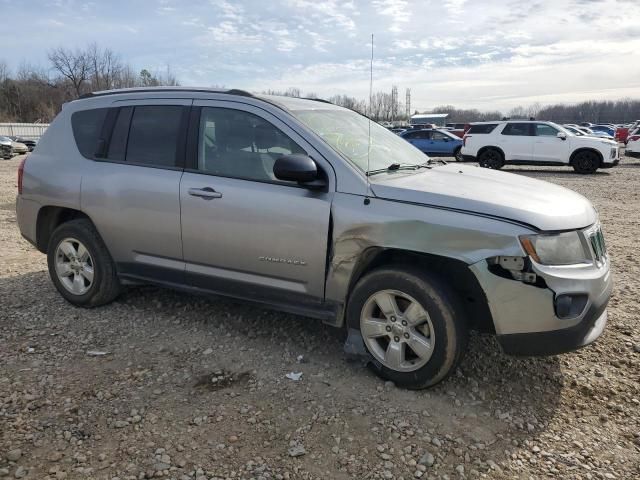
[410,113,448,127]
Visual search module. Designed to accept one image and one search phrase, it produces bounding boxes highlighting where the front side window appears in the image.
[197,107,306,183]
[404,130,430,139]
[502,123,532,136]
[126,106,183,167]
[535,123,559,136]
[431,131,450,141]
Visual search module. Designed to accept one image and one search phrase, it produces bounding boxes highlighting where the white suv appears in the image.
[626,129,640,157]
[461,121,619,174]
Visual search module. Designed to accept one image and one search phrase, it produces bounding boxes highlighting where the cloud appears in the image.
[373,0,410,32]
[1,0,639,111]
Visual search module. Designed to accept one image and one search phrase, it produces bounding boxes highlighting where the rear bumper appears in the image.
[16,195,39,247]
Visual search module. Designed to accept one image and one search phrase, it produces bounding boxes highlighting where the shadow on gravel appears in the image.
[1,271,566,445]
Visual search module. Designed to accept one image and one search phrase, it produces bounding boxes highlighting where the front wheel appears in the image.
[572,151,600,174]
[454,147,463,162]
[347,267,468,389]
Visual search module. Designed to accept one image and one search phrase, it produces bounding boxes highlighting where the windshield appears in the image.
[292,108,428,173]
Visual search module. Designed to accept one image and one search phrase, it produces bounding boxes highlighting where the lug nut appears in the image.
[404,332,410,339]
[390,316,396,322]
[386,326,392,332]
[394,336,400,342]
[401,320,407,326]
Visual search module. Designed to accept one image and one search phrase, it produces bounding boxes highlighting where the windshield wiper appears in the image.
[426,158,448,165]
[366,162,431,176]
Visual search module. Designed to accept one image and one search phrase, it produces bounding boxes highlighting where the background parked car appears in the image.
[399,128,463,161]
[461,120,619,173]
[614,126,629,143]
[9,136,37,152]
[9,139,29,155]
[444,122,469,138]
[0,136,12,159]
[590,125,616,137]
[577,127,614,140]
[626,132,640,157]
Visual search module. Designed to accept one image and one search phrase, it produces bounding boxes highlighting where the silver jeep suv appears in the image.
[16,88,612,388]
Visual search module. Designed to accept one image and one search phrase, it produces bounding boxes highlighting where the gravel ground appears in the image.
[1,154,639,480]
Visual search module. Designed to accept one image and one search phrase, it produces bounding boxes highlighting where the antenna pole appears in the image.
[366,34,374,199]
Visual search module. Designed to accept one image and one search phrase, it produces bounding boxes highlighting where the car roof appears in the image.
[76,86,346,113]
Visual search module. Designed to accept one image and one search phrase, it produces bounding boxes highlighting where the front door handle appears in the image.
[188,187,223,199]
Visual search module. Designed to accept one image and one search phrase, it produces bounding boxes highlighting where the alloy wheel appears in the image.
[360,289,436,372]
[54,237,94,295]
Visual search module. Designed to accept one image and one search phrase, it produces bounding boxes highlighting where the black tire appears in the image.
[453,147,463,162]
[347,267,468,389]
[47,218,121,307]
[571,150,600,174]
[478,148,504,169]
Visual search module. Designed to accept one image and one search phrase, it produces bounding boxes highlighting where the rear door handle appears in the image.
[188,187,223,199]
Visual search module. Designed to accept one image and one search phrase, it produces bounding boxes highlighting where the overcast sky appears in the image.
[2,0,640,112]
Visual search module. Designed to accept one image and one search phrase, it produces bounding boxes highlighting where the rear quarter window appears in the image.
[467,124,498,134]
[71,108,108,159]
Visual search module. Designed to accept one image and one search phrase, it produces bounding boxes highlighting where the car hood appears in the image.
[370,164,597,231]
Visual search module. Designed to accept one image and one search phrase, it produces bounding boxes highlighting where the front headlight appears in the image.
[519,231,590,265]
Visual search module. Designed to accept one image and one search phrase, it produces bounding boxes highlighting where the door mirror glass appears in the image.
[273,154,319,183]
[557,131,567,140]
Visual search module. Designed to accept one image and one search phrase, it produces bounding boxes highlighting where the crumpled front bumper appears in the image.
[470,255,612,356]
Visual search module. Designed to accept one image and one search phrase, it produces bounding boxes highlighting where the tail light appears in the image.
[18,154,27,194]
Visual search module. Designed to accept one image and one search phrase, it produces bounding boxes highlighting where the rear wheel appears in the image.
[47,218,121,307]
[347,267,468,389]
[571,150,600,174]
[478,148,504,169]
[454,147,463,162]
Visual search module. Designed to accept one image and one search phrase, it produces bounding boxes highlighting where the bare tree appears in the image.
[48,47,89,97]
[0,60,9,83]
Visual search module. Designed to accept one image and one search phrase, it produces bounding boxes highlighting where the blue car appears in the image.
[590,125,616,137]
[399,129,463,161]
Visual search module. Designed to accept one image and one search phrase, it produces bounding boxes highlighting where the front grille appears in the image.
[589,228,607,262]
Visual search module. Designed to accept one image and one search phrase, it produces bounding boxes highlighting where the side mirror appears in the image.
[274,154,321,184]
[557,132,567,140]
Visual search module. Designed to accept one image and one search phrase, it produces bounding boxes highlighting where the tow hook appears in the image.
[488,256,537,284]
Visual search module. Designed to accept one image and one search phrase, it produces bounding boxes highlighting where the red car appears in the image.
[445,123,470,138]
[615,127,629,143]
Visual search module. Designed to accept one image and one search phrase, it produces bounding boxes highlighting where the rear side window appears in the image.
[467,124,497,134]
[126,106,183,167]
[71,108,108,158]
[106,107,133,162]
[502,123,532,136]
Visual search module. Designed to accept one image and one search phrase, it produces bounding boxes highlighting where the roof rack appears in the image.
[78,87,254,100]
